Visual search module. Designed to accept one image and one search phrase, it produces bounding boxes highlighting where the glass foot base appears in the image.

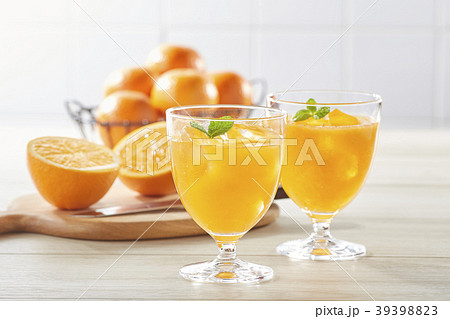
[179,258,273,283]
[276,237,366,261]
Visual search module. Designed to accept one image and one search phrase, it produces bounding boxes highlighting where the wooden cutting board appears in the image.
[0,183,279,240]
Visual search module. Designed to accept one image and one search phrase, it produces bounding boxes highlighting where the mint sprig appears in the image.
[306,98,317,113]
[190,116,234,138]
[292,98,330,122]
[313,107,330,119]
[292,109,311,121]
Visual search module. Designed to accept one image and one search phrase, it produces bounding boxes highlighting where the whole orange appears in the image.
[150,69,218,116]
[146,44,206,76]
[103,67,157,97]
[209,71,253,105]
[95,90,158,148]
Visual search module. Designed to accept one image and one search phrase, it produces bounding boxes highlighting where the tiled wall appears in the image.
[0,0,449,128]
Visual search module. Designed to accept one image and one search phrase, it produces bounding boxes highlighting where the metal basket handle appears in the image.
[65,99,97,140]
[250,77,268,106]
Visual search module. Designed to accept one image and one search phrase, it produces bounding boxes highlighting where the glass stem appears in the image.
[216,241,238,262]
[311,218,333,241]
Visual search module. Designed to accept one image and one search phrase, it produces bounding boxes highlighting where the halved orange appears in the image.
[113,121,177,196]
[27,136,119,210]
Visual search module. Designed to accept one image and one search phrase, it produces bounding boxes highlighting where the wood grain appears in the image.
[0,183,279,240]
[1,185,448,258]
[0,254,448,300]
[0,128,449,300]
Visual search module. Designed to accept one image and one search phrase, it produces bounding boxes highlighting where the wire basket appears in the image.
[65,78,268,146]
[65,99,159,147]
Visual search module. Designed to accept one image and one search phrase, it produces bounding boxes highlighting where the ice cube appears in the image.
[328,109,360,126]
[223,123,276,142]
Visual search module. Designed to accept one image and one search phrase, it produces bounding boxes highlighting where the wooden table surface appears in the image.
[1,115,449,300]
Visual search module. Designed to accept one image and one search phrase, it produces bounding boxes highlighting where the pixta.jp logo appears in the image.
[124,128,170,175]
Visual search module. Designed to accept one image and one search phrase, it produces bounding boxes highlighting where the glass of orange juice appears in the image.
[166,105,286,283]
[267,90,381,260]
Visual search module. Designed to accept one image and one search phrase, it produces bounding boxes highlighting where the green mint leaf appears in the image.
[313,107,331,119]
[293,98,330,122]
[190,121,210,137]
[292,109,312,122]
[306,98,317,112]
[207,116,234,138]
[190,116,234,138]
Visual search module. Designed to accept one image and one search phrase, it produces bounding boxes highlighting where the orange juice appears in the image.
[281,110,378,218]
[170,124,282,241]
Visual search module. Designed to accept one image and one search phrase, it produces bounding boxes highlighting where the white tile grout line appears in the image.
[151,24,444,35]
[64,0,71,101]
[270,0,382,103]
[432,0,446,128]
[248,1,255,79]
[158,0,169,44]
[65,1,80,101]
[341,0,354,91]
[256,0,263,84]
[71,0,182,109]
[249,0,261,80]
[248,0,381,127]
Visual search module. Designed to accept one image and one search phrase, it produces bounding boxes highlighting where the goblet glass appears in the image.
[267,90,381,260]
[166,105,286,282]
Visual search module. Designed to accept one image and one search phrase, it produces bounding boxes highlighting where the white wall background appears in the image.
[0,0,449,129]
